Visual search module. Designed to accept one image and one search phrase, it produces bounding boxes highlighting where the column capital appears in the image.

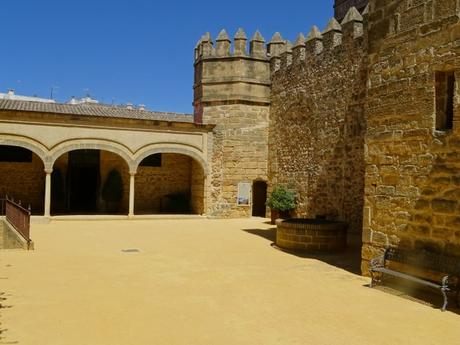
[44,168,53,174]
[129,171,137,176]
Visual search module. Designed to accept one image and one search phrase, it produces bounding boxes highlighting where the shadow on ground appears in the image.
[0,291,15,344]
[243,227,362,275]
[366,277,460,314]
[244,227,460,313]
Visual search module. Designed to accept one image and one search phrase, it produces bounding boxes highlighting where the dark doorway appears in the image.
[252,180,267,217]
[68,150,100,213]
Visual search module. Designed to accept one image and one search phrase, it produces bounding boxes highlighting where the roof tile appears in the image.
[0,99,194,123]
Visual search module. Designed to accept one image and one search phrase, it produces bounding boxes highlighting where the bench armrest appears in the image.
[442,275,449,288]
[442,275,459,289]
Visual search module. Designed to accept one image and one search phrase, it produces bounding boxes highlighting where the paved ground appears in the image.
[0,218,459,345]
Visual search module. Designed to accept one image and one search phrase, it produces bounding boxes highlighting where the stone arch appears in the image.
[0,135,49,167]
[49,139,134,171]
[133,144,209,175]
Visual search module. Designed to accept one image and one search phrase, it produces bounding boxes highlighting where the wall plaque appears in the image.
[237,182,251,206]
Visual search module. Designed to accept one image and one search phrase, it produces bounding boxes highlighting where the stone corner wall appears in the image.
[204,104,270,218]
[362,0,460,275]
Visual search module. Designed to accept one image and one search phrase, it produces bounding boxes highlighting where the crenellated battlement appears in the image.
[193,5,369,120]
[270,6,368,73]
[193,29,272,124]
[194,29,269,62]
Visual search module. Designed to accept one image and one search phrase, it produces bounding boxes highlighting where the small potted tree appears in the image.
[266,185,295,225]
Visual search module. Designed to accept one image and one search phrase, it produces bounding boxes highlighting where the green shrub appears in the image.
[266,185,295,212]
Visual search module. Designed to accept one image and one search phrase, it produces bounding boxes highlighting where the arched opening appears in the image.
[252,180,267,217]
[134,153,205,214]
[0,145,45,215]
[51,149,130,215]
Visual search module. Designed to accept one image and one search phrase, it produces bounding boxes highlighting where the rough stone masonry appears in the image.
[194,0,460,275]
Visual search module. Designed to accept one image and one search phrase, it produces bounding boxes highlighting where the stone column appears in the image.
[44,169,52,218]
[128,172,136,218]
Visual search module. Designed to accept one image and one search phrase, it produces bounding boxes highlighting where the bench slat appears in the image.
[369,247,460,311]
[371,267,443,289]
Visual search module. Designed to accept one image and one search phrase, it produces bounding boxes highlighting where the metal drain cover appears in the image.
[121,249,140,253]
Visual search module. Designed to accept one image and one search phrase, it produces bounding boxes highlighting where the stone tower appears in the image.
[194,29,271,217]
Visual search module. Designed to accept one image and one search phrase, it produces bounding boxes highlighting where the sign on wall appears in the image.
[237,182,252,206]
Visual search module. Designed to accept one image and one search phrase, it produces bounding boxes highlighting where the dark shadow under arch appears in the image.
[51,149,130,215]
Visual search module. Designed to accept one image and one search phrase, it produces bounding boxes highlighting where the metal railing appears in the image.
[3,197,31,242]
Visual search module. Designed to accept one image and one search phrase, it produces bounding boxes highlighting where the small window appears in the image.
[139,154,162,167]
[0,146,33,162]
[435,71,455,131]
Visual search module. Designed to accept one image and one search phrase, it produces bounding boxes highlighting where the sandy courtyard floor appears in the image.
[0,218,459,345]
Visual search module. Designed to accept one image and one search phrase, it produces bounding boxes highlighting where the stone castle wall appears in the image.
[202,104,269,217]
[194,30,271,218]
[190,159,205,215]
[362,0,460,273]
[268,10,368,236]
[335,0,369,21]
[193,0,460,276]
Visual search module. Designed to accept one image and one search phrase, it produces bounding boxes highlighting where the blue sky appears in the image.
[1,1,334,113]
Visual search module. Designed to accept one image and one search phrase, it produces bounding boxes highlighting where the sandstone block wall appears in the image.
[269,15,368,236]
[135,153,203,214]
[335,0,369,21]
[194,30,271,218]
[362,0,460,274]
[191,159,205,215]
[0,154,45,215]
[202,104,269,217]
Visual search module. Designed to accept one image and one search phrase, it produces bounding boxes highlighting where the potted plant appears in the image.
[266,185,295,224]
[102,169,124,213]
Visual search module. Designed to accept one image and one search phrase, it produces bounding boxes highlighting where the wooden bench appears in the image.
[369,247,460,311]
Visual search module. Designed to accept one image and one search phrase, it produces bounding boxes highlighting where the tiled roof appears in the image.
[0,99,194,123]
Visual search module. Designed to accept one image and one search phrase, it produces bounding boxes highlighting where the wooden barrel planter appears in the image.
[276,218,348,253]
